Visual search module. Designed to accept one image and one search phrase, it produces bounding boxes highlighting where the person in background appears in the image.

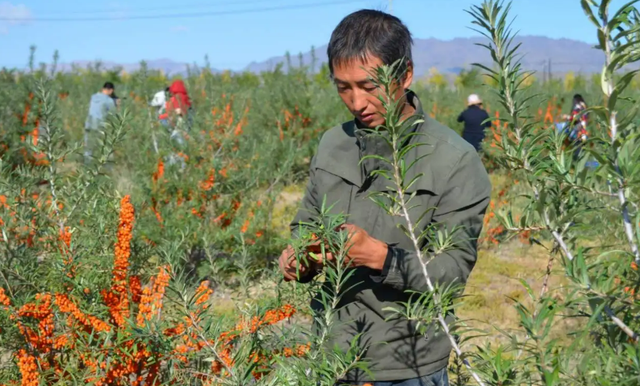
[84,82,117,164]
[162,80,192,128]
[561,94,589,160]
[161,80,192,167]
[150,86,169,125]
[561,94,588,141]
[457,94,491,152]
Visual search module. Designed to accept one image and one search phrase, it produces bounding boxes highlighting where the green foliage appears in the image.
[460,0,640,384]
[456,67,484,90]
[2,2,640,383]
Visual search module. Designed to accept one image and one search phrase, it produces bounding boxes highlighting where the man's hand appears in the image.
[278,245,324,282]
[339,224,388,271]
[279,224,387,281]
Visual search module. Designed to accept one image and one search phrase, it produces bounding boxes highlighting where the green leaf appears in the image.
[601,63,613,97]
[581,0,601,27]
[611,0,640,22]
[609,70,639,111]
[404,174,425,192]
[599,0,613,20]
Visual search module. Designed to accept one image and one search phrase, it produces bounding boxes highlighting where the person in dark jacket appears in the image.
[457,94,491,151]
[278,9,491,386]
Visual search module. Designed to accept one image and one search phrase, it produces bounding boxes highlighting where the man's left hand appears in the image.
[338,224,388,271]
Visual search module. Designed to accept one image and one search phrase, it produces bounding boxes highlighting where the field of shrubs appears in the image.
[1,1,640,385]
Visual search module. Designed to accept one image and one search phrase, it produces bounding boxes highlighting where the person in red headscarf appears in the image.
[159,79,192,126]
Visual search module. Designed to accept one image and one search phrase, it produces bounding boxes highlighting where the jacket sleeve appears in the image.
[289,155,321,283]
[457,111,465,123]
[107,98,116,111]
[376,150,492,293]
[483,111,492,128]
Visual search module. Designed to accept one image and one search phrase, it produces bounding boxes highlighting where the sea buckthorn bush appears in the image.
[1,1,640,384]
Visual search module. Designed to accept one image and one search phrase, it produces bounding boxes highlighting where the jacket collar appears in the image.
[355,90,424,179]
[314,90,429,190]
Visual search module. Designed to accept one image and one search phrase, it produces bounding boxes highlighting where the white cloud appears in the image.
[0,2,32,34]
[171,25,189,32]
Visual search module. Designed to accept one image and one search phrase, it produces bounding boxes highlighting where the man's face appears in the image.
[332,55,413,129]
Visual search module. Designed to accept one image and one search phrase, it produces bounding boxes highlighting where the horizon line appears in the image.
[2,34,598,70]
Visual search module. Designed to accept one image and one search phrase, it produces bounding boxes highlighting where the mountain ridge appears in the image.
[244,35,606,76]
[32,35,617,77]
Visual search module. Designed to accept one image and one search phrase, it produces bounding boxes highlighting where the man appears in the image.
[278,9,491,386]
[457,94,491,151]
[84,82,117,164]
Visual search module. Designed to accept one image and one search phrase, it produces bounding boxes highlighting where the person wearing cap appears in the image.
[84,82,117,164]
[457,94,491,152]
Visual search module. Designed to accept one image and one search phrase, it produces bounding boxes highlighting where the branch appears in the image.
[604,305,639,343]
[187,312,239,382]
[536,189,574,262]
[36,84,64,233]
[541,188,639,342]
[617,187,640,263]
[539,253,555,298]
[388,135,486,386]
[504,226,546,233]
[601,9,640,264]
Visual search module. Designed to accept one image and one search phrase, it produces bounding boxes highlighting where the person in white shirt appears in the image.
[150,87,169,124]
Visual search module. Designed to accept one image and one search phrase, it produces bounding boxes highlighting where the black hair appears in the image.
[165,86,170,92]
[327,9,413,77]
[103,82,115,90]
[573,94,586,104]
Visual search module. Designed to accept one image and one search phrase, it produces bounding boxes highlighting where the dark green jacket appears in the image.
[290,92,491,382]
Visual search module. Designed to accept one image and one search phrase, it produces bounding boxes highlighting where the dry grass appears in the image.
[460,242,550,327]
[270,183,305,237]
[455,173,577,348]
[458,240,570,342]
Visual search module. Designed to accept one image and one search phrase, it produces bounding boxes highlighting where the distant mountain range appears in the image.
[47,35,622,78]
[245,35,610,77]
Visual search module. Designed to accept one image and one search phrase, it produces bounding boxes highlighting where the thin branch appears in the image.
[539,253,555,298]
[539,186,639,343]
[601,9,640,264]
[36,85,64,232]
[388,132,486,386]
[549,227,574,261]
[589,189,618,198]
[604,305,639,343]
[537,196,574,261]
[505,226,546,233]
[187,312,238,382]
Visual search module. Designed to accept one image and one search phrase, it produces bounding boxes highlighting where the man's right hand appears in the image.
[278,244,330,282]
[279,245,311,282]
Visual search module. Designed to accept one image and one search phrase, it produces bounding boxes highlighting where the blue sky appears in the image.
[0,0,627,70]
